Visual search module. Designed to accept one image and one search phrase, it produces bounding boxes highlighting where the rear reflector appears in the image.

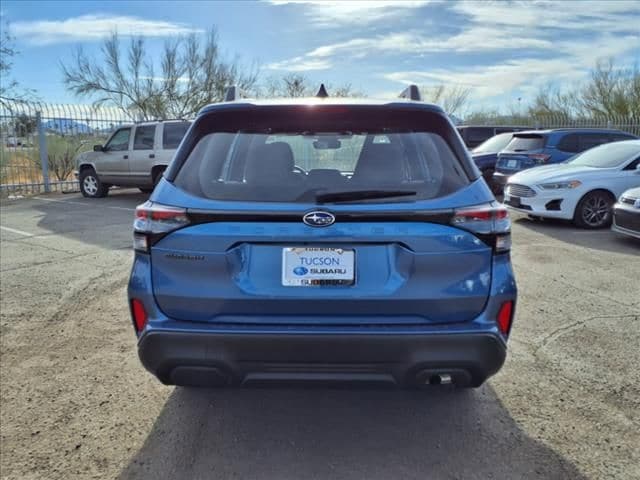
[131,299,148,332]
[497,301,514,335]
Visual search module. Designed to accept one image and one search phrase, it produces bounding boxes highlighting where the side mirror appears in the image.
[93,144,104,152]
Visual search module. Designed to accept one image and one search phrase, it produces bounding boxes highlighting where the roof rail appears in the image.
[223,85,247,102]
[316,83,329,98]
[399,84,422,101]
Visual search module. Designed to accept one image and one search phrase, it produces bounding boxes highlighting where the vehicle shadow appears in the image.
[118,385,586,480]
[26,190,147,251]
[512,214,639,255]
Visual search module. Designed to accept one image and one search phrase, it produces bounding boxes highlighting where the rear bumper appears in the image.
[138,328,506,388]
[129,249,516,389]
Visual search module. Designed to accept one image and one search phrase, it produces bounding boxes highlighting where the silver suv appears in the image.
[76,120,191,197]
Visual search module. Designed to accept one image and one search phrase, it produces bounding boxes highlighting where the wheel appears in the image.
[139,187,153,194]
[79,168,109,198]
[152,169,165,187]
[573,190,614,229]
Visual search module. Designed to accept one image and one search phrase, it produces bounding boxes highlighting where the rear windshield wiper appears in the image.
[314,189,417,204]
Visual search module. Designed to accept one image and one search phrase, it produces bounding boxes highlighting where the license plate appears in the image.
[507,159,518,168]
[282,247,355,286]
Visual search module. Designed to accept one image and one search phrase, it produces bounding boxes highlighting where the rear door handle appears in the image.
[123,155,128,159]
[149,154,155,159]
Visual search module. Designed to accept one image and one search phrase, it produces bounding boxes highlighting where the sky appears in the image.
[2,0,639,113]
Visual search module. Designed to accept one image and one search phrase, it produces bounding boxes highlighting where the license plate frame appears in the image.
[282,247,355,287]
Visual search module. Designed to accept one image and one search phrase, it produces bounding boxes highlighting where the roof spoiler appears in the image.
[399,84,422,101]
[223,85,248,102]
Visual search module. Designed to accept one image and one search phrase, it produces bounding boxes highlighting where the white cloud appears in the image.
[266,56,332,71]
[269,27,554,69]
[12,14,202,45]
[384,34,640,101]
[452,0,639,33]
[266,0,430,26]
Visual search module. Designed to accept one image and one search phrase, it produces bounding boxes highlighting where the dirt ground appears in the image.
[1,190,639,480]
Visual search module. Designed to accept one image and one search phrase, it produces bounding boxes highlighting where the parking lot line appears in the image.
[32,196,135,211]
[0,225,34,237]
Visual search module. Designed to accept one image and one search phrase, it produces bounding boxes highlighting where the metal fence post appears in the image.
[36,111,50,193]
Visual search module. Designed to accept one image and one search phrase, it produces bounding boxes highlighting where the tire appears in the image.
[573,190,614,229]
[152,168,165,187]
[79,168,109,198]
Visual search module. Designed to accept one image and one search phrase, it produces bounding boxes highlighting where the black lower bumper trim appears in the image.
[138,330,507,389]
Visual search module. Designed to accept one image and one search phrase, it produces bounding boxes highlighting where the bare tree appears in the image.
[61,30,258,120]
[527,58,640,119]
[257,74,363,98]
[421,85,471,116]
[527,83,578,118]
[0,19,37,106]
[579,58,640,117]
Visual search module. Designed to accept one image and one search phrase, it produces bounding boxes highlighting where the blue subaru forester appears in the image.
[128,85,517,389]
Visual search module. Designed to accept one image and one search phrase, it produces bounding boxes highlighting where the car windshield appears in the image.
[174,115,470,203]
[568,142,640,168]
[472,133,513,154]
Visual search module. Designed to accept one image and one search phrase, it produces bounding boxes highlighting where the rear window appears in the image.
[472,132,513,154]
[174,108,470,203]
[461,127,494,144]
[506,134,546,152]
[162,122,191,149]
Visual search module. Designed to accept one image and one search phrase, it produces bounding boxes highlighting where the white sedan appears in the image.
[503,139,640,228]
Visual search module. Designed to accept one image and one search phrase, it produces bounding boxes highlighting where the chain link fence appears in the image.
[0,101,128,197]
[1,101,639,198]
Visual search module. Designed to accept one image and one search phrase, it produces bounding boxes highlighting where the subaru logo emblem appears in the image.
[303,211,335,227]
[293,266,308,276]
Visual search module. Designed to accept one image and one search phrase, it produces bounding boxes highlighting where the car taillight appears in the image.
[451,203,511,252]
[131,298,148,332]
[133,201,190,252]
[497,300,514,335]
[528,153,551,164]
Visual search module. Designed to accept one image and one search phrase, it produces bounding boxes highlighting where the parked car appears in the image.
[494,128,637,190]
[504,140,640,228]
[457,125,528,149]
[127,85,517,389]
[612,187,640,239]
[471,132,516,192]
[75,120,191,197]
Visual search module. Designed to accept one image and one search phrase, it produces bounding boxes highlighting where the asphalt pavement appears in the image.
[1,190,638,480]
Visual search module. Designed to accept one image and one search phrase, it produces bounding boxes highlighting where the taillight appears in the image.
[528,153,551,164]
[497,300,514,335]
[451,203,511,252]
[133,201,189,252]
[131,298,148,332]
